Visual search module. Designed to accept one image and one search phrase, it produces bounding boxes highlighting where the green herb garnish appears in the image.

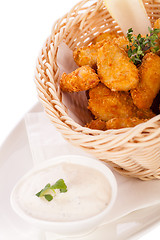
[36,179,67,202]
[126,27,160,66]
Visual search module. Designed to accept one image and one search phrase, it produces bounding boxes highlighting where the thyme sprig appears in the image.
[126,27,160,66]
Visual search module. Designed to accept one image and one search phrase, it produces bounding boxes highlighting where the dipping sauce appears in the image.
[15,162,111,222]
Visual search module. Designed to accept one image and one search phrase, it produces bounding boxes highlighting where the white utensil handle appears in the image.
[103,0,151,35]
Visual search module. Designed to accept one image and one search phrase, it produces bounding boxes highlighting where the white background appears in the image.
[0,0,160,239]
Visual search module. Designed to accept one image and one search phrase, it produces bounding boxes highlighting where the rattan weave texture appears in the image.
[35,0,160,180]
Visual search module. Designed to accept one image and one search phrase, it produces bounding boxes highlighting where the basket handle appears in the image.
[103,0,151,35]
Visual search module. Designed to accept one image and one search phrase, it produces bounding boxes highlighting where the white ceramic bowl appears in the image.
[10,155,117,237]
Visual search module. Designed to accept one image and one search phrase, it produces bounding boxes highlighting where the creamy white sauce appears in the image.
[16,162,111,222]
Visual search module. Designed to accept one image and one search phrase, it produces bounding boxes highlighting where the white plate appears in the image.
[1,102,160,240]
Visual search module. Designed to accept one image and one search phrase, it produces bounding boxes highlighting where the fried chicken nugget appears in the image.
[85,119,107,130]
[88,83,137,121]
[97,41,139,91]
[85,110,154,130]
[73,35,129,70]
[112,36,129,52]
[131,52,160,109]
[106,117,147,130]
[73,40,107,69]
[92,31,121,44]
[60,66,99,92]
[73,44,98,69]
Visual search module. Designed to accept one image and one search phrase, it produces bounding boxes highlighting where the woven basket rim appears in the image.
[35,0,160,139]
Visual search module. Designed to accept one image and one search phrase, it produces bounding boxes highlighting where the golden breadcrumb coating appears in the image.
[106,117,147,130]
[92,31,122,44]
[73,35,128,70]
[113,36,129,52]
[88,83,137,121]
[97,41,139,91]
[88,83,155,121]
[136,108,155,119]
[60,66,99,92]
[85,119,107,130]
[73,41,105,70]
[73,44,98,69]
[131,52,160,109]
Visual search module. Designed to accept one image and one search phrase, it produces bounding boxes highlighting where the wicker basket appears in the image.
[35,0,160,180]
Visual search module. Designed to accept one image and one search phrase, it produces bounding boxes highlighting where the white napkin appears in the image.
[25,111,160,225]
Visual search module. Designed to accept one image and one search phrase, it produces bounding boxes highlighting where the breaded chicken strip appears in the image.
[97,41,139,91]
[73,35,129,70]
[92,31,121,44]
[106,117,147,130]
[131,52,160,109]
[73,40,108,70]
[88,83,155,121]
[85,119,107,130]
[73,44,98,69]
[60,66,99,92]
[113,36,129,52]
[88,83,137,121]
